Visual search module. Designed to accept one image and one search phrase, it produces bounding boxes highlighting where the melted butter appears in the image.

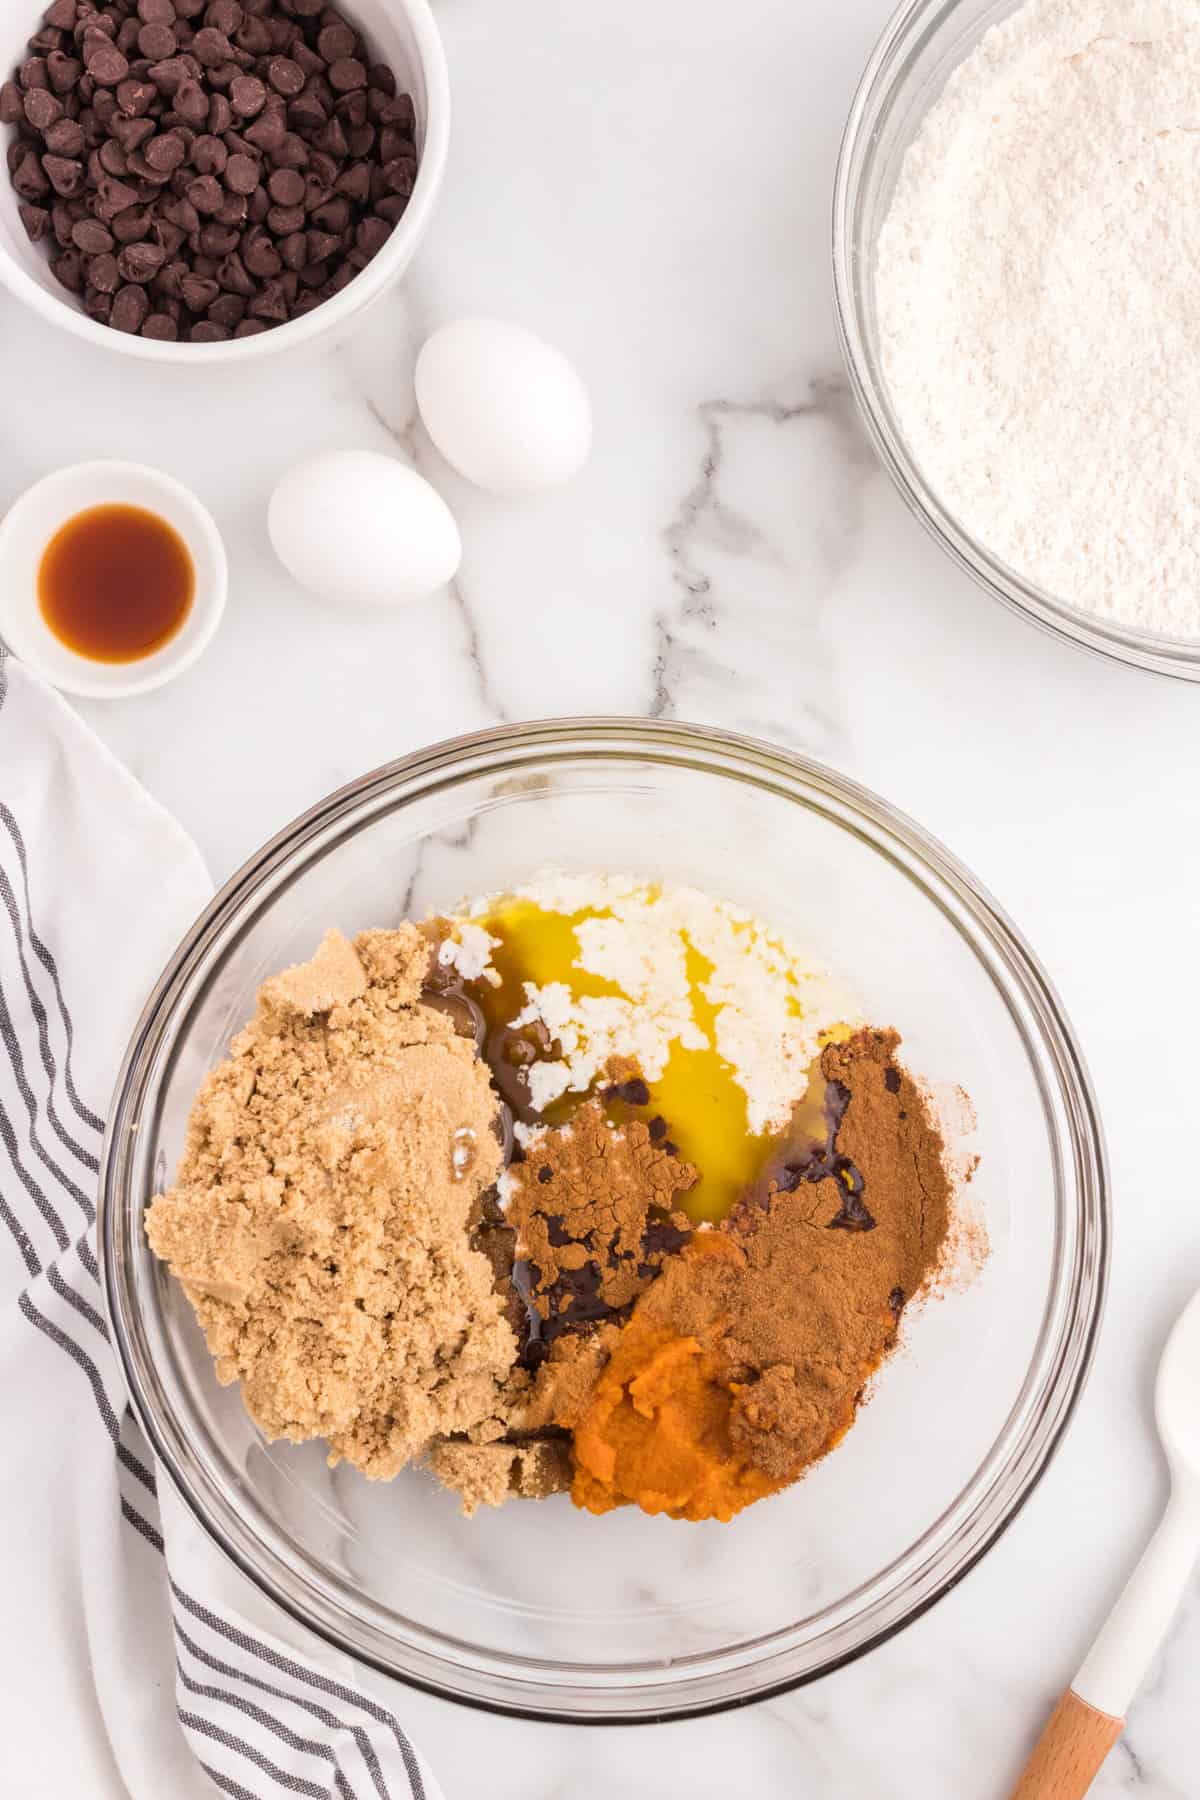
[466,897,807,1223]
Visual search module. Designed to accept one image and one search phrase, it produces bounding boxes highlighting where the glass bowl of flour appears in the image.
[835,0,1200,679]
[100,719,1107,1718]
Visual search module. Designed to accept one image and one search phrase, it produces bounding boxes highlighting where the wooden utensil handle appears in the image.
[1008,1689,1124,1800]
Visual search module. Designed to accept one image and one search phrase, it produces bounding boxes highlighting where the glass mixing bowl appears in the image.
[833,0,1200,681]
[100,720,1108,1721]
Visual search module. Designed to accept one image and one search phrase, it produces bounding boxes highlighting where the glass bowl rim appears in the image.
[99,716,1109,1722]
[832,0,1200,683]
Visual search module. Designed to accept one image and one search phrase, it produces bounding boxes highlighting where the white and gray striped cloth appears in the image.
[0,654,442,1800]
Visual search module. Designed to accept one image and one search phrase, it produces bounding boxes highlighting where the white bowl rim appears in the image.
[0,458,228,697]
[0,0,450,365]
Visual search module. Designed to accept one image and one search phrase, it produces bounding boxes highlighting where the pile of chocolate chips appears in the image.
[0,0,417,340]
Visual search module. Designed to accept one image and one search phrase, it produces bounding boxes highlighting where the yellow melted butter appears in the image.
[467,895,836,1223]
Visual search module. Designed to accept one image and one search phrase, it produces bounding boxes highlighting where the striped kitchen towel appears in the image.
[0,653,442,1800]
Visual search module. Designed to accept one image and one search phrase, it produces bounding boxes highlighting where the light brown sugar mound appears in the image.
[145,925,518,1480]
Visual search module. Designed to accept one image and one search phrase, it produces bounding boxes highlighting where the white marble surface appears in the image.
[4,0,1200,1793]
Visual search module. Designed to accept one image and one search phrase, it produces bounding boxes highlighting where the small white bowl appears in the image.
[0,460,227,698]
[0,0,449,365]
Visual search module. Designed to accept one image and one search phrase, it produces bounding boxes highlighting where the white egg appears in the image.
[267,449,461,607]
[414,318,593,496]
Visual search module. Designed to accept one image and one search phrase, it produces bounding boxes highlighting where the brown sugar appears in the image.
[145,926,518,1481]
[571,1029,955,1520]
[427,1438,574,1515]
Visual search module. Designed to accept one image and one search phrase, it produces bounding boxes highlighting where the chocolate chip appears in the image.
[179,270,218,307]
[51,200,76,246]
[316,22,355,62]
[20,56,48,89]
[373,191,406,225]
[23,86,63,129]
[270,129,307,169]
[206,0,241,33]
[368,63,397,100]
[287,88,323,129]
[137,21,176,58]
[185,170,221,211]
[51,246,84,289]
[115,74,155,113]
[332,159,367,202]
[354,212,388,257]
[116,237,163,279]
[238,222,276,274]
[265,200,303,233]
[246,275,285,319]
[0,80,23,122]
[111,201,150,240]
[141,309,178,337]
[265,54,301,95]
[138,0,177,21]
[228,70,263,115]
[198,219,237,253]
[222,148,257,191]
[242,108,281,151]
[71,215,114,252]
[327,55,363,93]
[42,153,84,195]
[86,43,128,84]
[189,317,227,339]
[216,246,252,292]
[152,216,185,255]
[234,16,270,56]
[206,289,243,326]
[191,130,225,171]
[86,248,119,290]
[145,53,186,90]
[310,193,348,234]
[214,186,245,223]
[312,114,347,159]
[265,162,302,205]
[304,225,338,261]
[190,25,231,66]
[206,89,231,131]
[18,202,50,241]
[46,50,84,92]
[46,0,80,27]
[143,128,185,170]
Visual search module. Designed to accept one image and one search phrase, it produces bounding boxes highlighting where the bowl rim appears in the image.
[99,717,1110,1722]
[831,0,1200,682]
[0,0,450,365]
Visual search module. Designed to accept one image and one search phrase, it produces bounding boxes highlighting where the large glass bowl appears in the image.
[100,720,1108,1721]
[833,0,1200,681]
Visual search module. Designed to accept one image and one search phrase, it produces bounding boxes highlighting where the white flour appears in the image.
[876,0,1200,636]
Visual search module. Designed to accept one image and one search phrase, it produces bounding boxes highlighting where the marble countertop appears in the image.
[4,0,1199,1792]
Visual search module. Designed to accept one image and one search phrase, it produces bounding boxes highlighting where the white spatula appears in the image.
[1009,1286,1200,1799]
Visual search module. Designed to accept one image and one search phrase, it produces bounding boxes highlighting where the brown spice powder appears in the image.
[506,1100,697,1319]
[571,1028,956,1519]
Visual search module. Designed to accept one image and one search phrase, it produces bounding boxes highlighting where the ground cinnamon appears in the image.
[571,1028,955,1520]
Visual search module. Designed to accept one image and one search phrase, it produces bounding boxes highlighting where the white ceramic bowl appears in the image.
[0,459,227,695]
[0,0,449,364]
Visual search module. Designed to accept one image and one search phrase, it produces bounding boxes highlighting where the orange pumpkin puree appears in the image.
[572,1235,779,1522]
